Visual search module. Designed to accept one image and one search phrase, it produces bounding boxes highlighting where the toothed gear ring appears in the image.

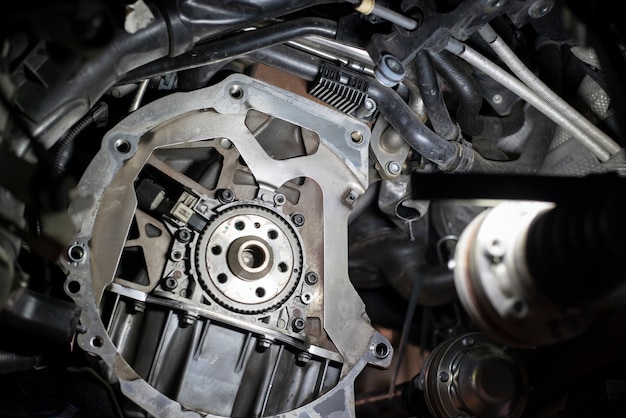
[195,204,304,314]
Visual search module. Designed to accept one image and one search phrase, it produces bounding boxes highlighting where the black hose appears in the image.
[413,51,458,140]
[51,102,108,174]
[469,107,555,173]
[429,50,486,136]
[0,350,38,374]
[122,18,338,83]
[251,45,551,173]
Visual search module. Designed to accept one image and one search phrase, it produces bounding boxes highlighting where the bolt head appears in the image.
[274,194,286,205]
[257,338,272,350]
[296,352,312,365]
[386,161,402,175]
[462,336,475,347]
[291,213,305,227]
[180,314,196,328]
[217,188,234,203]
[176,229,192,243]
[305,271,319,285]
[292,317,306,332]
[439,371,450,383]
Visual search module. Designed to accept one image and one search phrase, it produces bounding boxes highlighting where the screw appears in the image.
[492,94,503,104]
[439,371,450,383]
[461,336,475,347]
[274,193,286,205]
[386,161,402,176]
[292,317,306,332]
[305,271,319,285]
[162,277,178,291]
[180,314,197,328]
[257,338,272,351]
[291,213,305,227]
[217,188,234,203]
[364,98,376,111]
[296,352,312,365]
[176,229,192,243]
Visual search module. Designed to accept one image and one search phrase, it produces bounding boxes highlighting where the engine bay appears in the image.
[0,1,625,417]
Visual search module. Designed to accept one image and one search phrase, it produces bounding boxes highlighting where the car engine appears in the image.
[0,1,625,417]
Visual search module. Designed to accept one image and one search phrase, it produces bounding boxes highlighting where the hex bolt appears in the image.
[364,98,376,111]
[291,213,305,227]
[176,229,192,243]
[439,371,450,383]
[292,317,306,332]
[257,338,272,351]
[386,161,402,176]
[162,277,178,291]
[180,314,197,328]
[305,271,319,285]
[296,352,312,366]
[274,193,286,205]
[217,188,235,203]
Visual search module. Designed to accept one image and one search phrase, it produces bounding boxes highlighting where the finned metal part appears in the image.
[309,62,369,114]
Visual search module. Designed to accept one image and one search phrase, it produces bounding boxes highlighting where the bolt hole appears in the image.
[68,245,86,262]
[373,342,390,359]
[268,230,278,240]
[229,85,244,99]
[217,273,228,284]
[114,139,131,154]
[254,222,261,229]
[278,262,288,273]
[67,281,81,294]
[91,336,104,348]
[235,221,245,231]
[350,131,364,144]
[211,245,222,255]
[256,287,266,298]
[171,250,183,261]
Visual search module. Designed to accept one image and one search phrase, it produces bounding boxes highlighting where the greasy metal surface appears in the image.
[65,74,391,417]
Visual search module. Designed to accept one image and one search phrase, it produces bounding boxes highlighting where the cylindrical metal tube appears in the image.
[479,24,621,156]
[446,39,612,161]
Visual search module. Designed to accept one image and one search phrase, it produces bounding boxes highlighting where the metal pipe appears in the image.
[445,38,612,161]
[129,79,149,112]
[478,24,621,156]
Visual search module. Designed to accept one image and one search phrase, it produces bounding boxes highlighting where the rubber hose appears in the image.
[413,51,458,140]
